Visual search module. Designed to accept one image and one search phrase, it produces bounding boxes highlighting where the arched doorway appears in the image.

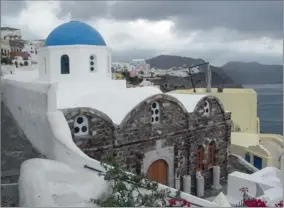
[146,159,168,185]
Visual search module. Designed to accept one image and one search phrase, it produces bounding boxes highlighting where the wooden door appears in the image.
[146,159,168,185]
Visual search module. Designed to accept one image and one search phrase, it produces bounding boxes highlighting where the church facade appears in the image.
[62,94,231,195]
[40,20,232,196]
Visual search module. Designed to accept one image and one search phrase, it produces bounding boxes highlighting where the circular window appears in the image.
[81,126,87,132]
[73,115,89,137]
[155,116,159,122]
[152,103,157,109]
[205,109,209,113]
[90,67,94,71]
[74,127,80,133]
[90,61,94,66]
[151,117,154,122]
[204,102,207,107]
[77,117,83,124]
[155,109,159,115]
[151,110,154,115]
[90,56,94,60]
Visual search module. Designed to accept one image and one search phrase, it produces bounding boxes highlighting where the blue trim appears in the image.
[245,152,251,163]
[253,155,262,169]
[45,21,106,47]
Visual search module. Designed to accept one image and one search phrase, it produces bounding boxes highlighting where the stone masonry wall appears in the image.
[61,107,114,161]
[61,94,231,196]
[114,94,188,175]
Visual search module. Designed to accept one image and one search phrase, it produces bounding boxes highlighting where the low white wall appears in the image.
[1,79,57,157]
[227,171,277,204]
[18,158,110,207]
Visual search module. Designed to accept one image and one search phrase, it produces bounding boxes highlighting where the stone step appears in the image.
[1,183,19,207]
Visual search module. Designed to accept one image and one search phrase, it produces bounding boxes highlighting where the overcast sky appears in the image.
[1,1,282,66]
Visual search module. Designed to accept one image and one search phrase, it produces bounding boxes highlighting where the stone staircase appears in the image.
[1,102,45,207]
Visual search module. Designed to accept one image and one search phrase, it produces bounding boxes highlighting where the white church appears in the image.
[1,21,283,207]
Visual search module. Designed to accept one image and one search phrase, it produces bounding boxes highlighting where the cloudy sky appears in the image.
[1,1,282,66]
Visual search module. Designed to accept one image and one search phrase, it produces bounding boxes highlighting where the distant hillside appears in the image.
[146,55,242,88]
[222,61,283,85]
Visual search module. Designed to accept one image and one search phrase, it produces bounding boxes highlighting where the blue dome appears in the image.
[44,21,106,47]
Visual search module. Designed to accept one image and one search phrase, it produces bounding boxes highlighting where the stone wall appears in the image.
[61,94,231,196]
[61,107,114,161]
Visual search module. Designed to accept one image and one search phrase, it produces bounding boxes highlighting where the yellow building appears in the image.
[171,88,283,170]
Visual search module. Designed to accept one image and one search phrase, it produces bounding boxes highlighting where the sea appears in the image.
[243,84,283,136]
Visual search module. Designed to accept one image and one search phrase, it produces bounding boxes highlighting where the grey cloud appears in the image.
[108,32,133,45]
[110,1,282,38]
[112,49,159,62]
[1,0,27,17]
[58,1,109,21]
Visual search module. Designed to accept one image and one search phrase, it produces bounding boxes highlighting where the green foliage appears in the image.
[121,71,143,85]
[1,57,13,65]
[91,155,177,207]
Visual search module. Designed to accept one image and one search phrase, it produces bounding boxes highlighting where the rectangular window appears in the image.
[61,54,70,74]
[196,149,201,171]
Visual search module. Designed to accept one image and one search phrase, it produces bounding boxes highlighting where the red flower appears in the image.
[167,198,191,207]
[275,200,283,207]
[244,199,267,207]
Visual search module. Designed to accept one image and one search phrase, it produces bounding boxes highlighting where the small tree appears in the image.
[91,155,190,207]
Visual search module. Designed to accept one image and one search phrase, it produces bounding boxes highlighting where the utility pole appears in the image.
[185,62,209,93]
[188,66,196,93]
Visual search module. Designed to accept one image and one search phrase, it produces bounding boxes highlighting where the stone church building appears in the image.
[62,92,231,195]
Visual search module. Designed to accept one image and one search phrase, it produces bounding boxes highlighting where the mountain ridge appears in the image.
[222,61,282,84]
[145,55,243,89]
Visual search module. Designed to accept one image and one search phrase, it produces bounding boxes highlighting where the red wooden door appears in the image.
[146,159,168,185]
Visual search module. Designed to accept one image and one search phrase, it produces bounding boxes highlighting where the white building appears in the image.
[1,39,10,57]
[131,59,151,77]
[112,62,134,72]
[37,21,113,83]
[22,40,44,63]
[1,27,22,40]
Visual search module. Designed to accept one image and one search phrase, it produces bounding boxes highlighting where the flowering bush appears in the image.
[244,199,267,207]
[238,187,267,207]
[91,155,191,207]
[167,198,190,207]
[275,200,283,207]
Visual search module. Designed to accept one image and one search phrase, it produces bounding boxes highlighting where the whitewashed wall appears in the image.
[1,79,57,157]
[2,78,217,207]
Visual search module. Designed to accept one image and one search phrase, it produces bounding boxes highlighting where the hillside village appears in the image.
[0,27,239,91]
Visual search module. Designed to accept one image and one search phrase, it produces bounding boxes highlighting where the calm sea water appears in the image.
[243,84,283,135]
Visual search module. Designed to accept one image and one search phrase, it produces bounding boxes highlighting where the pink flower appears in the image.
[167,198,191,207]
